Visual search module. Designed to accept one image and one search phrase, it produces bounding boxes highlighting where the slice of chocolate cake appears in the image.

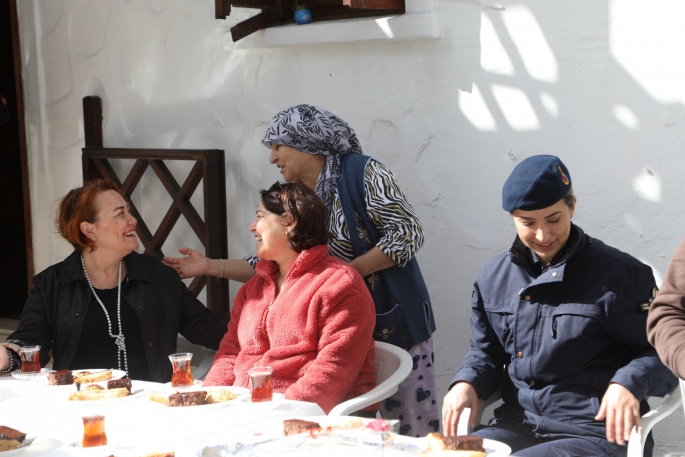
[0,426,26,444]
[283,419,321,436]
[48,370,74,386]
[426,433,484,452]
[168,391,207,407]
[0,425,27,450]
[107,378,132,393]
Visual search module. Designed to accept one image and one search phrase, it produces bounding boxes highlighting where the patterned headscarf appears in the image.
[262,104,363,210]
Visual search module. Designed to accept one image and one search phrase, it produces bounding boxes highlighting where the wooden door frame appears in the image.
[9,0,34,283]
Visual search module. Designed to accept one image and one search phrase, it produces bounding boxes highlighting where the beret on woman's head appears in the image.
[502,155,572,212]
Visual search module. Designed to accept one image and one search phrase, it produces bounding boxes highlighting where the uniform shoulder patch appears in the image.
[639,287,658,312]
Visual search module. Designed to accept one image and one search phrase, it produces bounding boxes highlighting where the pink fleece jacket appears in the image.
[203,245,377,413]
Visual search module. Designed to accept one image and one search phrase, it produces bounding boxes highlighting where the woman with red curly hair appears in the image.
[0,180,228,381]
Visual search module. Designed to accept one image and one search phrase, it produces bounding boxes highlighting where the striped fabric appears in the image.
[328,159,424,267]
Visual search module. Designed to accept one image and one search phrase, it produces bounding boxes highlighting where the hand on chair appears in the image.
[595,382,640,446]
[442,381,479,437]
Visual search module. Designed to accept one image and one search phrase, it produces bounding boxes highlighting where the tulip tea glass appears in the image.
[19,345,41,374]
[168,352,194,388]
[82,415,107,447]
[248,366,273,402]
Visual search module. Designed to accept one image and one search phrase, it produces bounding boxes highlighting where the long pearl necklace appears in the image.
[80,255,129,376]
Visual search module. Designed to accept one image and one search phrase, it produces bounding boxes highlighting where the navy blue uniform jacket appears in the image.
[452,224,677,440]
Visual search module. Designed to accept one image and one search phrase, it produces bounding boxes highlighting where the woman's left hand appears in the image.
[595,382,641,445]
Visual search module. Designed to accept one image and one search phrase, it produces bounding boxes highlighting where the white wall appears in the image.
[17,0,685,452]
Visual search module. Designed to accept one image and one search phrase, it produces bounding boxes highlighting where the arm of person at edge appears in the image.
[647,237,685,379]
[163,162,424,279]
[162,248,256,283]
[596,262,678,445]
[2,283,54,369]
[202,287,248,386]
[442,282,508,436]
[0,345,10,372]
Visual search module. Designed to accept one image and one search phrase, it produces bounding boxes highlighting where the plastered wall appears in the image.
[17,0,685,452]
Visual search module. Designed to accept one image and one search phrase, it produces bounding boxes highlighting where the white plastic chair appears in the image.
[176,335,216,380]
[456,385,684,457]
[328,341,413,416]
[626,383,683,457]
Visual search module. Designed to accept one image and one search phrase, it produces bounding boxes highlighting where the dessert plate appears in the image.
[9,439,61,457]
[66,386,146,406]
[147,386,248,412]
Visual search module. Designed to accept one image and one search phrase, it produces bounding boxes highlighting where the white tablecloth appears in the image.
[0,377,325,457]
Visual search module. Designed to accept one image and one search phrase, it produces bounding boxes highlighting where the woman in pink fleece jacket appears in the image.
[203,181,377,414]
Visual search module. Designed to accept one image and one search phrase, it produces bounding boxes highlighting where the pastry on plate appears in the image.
[0,425,27,452]
[48,369,74,386]
[205,389,237,404]
[423,432,485,457]
[168,391,207,407]
[73,369,113,384]
[283,419,321,436]
[68,387,130,401]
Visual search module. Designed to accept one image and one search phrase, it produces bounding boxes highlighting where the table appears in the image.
[0,377,325,457]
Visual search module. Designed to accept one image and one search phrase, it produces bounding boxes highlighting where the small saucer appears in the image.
[10,369,48,381]
[163,380,203,390]
[241,393,284,411]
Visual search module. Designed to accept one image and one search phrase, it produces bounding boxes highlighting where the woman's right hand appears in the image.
[162,247,210,279]
[441,381,480,436]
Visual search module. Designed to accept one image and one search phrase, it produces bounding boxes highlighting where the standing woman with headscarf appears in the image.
[164,104,437,436]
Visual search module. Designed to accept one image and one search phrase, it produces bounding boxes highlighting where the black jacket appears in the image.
[8,251,229,382]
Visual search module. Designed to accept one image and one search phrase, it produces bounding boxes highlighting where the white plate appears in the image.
[35,369,126,388]
[67,441,124,457]
[482,438,512,457]
[148,386,249,411]
[66,386,146,406]
[299,415,396,431]
[17,439,61,457]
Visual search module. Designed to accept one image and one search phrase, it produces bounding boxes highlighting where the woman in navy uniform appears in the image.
[441,155,676,457]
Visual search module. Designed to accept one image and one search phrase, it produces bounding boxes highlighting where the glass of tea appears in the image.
[168,352,194,388]
[18,345,41,374]
[82,415,107,447]
[248,366,273,402]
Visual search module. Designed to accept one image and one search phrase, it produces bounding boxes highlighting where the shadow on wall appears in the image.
[444,2,685,455]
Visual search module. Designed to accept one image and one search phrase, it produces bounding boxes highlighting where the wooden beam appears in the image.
[231,11,280,42]
[83,96,103,148]
[203,150,228,313]
[215,0,231,18]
